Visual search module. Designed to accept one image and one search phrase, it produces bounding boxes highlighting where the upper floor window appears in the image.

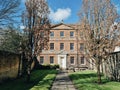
[50,43,54,50]
[60,31,64,37]
[60,43,64,50]
[81,57,85,64]
[80,32,83,38]
[50,31,54,37]
[70,31,74,37]
[50,56,54,64]
[70,57,74,64]
[70,43,74,50]
[80,43,84,51]
[40,56,44,64]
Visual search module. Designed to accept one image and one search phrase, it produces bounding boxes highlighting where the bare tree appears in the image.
[22,0,50,82]
[0,25,22,53]
[79,0,120,84]
[0,0,20,27]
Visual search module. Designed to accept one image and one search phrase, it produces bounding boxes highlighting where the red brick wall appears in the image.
[38,24,93,69]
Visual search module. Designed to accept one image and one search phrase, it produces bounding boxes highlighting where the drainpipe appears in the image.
[76,28,79,68]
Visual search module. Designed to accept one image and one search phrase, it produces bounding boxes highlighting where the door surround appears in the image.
[58,55,67,69]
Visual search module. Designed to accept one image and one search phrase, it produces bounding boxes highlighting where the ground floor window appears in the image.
[81,57,85,64]
[70,56,74,64]
[50,56,54,64]
[40,56,44,64]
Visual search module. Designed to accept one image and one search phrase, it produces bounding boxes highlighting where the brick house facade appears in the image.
[37,23,94,70]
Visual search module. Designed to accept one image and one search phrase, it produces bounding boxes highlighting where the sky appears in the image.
[21,0,120,24]
[47,0,82,24]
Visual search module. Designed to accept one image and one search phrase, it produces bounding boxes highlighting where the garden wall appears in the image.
[0,51,21,83]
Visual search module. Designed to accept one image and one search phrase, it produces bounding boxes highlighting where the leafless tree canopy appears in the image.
[0,0,20,27]
[22,0,50,55]
[79,0,120,83]
[79,0,119,62]
[22,0,50,82]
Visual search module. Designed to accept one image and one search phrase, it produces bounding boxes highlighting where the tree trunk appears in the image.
[97,59,102,84]
[27,69,30,82]
[26,54,32,82]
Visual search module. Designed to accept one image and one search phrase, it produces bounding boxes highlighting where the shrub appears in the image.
[34,64,59,70]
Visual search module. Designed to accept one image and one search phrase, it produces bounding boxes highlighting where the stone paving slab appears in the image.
[51,70,77,90]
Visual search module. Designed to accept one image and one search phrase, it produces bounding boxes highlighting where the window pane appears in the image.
[80,43,84,51]
[70,57,74,64]
[70,32,74,37]
[50,43,54,50]
[81,57,85,64]
[50,32,54,37]
[40,57,44,64]
[80,32,83,38]
[70,43,74,50]
[60,43,64,50]
[60,31,64,37]
[50,56,54,64]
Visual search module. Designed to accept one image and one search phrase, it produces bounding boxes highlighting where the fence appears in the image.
[104,51,120,81]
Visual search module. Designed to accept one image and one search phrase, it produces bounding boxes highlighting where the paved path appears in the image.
[51,70,77,90]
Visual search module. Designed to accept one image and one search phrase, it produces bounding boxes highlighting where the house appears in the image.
[37,23,94,70]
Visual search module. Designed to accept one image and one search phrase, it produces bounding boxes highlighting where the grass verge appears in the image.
[69,70,120,90]
[0,69,57,90]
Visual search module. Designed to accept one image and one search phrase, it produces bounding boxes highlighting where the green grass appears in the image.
[69,70,120,90]
[0,69,57,90]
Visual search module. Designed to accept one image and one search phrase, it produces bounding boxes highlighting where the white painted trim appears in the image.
[81,57,86,65]
[58,55,67,69]
[114,46,120,52]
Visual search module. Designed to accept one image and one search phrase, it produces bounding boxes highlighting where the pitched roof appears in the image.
[50,23,76,30]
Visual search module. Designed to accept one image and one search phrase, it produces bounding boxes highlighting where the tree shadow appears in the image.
[0,70,57,90]
[69,72,110,84]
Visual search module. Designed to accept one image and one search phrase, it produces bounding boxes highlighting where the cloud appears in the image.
[49,8,71,22]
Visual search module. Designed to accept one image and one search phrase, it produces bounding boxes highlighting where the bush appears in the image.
[34,64,59,70]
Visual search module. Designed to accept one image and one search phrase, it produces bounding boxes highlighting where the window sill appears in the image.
[50,36,54,38]
[70,63,75,65]
[60,36,65,38]
[81,64,86,65]
[70,36,74,38]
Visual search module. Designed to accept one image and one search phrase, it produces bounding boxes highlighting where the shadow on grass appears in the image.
[0,70,57,90]
[69,73,97,79]
[69,71,120,90]
[69,71,110,84]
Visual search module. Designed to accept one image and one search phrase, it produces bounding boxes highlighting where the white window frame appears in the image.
[70,56,75,64]
[40,56,44,64]
[70,43,74,50]
[60,31,64,37]
[50,56,54,64]
[70,31,74,37]
[81,57,86,65]
[60,43,64,50]
[50,31,54,37]
[50,43,54,50]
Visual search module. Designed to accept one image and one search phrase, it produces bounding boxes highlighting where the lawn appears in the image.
[0,69,57,90]
[69,70,120,90]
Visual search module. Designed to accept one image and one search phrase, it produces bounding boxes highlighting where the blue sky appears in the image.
[21,0,120,24]
[47,0,82,24]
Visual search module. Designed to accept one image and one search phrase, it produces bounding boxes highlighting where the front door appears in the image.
[60,57,64,68]
[58,55,66,69]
